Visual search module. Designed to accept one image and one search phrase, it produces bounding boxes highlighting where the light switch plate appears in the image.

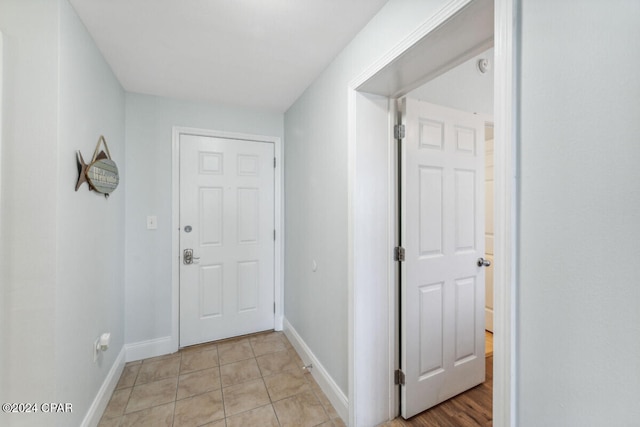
[146,215,157,230]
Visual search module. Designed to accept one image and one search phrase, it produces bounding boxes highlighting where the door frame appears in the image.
[347,0,518,425]
[171,126,284,351]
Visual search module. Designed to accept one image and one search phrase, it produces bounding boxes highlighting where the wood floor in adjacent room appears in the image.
[385,332,494,427]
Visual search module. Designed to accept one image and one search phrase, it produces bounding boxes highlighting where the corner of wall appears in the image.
[0,29,5,407]
[80,346,126,427]
[283,318,348,423]
[124,336,176,363]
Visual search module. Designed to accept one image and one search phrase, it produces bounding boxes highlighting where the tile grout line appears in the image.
[169,351,182,427]
[217,352,226,425]
[120,359,140,422]
[100,331,341,427]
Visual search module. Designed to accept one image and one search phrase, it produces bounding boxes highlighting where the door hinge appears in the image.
[394,246,405,262]
[274,302,276,313]
[274,229,276,241]
[394,369,405,386]
[274,157,276,168]
[394,124,405,139]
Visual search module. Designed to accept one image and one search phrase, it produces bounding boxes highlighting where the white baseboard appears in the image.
[81,346,126,427]
[125,336,176,362]
[283,318,348,423]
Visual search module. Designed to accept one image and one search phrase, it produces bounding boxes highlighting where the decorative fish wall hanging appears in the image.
[76,135,119,198]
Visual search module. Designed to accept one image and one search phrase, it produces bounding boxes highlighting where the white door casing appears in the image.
[179,133,275,347]
[400,98,486,418]
[485,134,495,332]
[347,1,517,425]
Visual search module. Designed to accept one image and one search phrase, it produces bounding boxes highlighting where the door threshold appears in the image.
[179,329,277,351]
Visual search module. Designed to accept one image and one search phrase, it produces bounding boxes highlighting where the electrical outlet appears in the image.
[93,337,100,362]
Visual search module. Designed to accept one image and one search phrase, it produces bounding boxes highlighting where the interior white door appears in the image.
[179,134,275,347]
[400,98,486,418]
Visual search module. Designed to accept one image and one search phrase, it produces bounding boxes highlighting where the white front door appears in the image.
[179,133,275,347]
[400,99,486,418]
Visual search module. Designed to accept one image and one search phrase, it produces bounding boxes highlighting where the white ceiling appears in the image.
[69,0,389,112]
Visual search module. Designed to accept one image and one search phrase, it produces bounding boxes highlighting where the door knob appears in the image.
[477,257,491,267]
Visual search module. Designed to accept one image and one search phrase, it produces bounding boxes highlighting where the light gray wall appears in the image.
[0,28,3,413]
[517,1,640,425]
[124,93,283,345]
[0,2,59,421]
[284,0,450,397]
[409,48,494,116]
[57,1,126,425]
[0,1,126,426]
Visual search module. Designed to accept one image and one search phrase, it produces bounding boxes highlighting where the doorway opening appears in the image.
[171,127,285,352]
[348,0,517,425]
[397,92,493,418]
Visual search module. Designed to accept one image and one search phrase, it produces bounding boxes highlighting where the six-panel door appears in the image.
[179,134,275,347]
[400,99,486,418]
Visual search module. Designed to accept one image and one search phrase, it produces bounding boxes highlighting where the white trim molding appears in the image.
[283,318,348,424]
[354,0,476,92]
[81,347,126,427]
[493,0,519,425]
[171,127,284,352]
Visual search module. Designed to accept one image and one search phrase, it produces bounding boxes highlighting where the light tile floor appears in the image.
[99,331,345,427]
